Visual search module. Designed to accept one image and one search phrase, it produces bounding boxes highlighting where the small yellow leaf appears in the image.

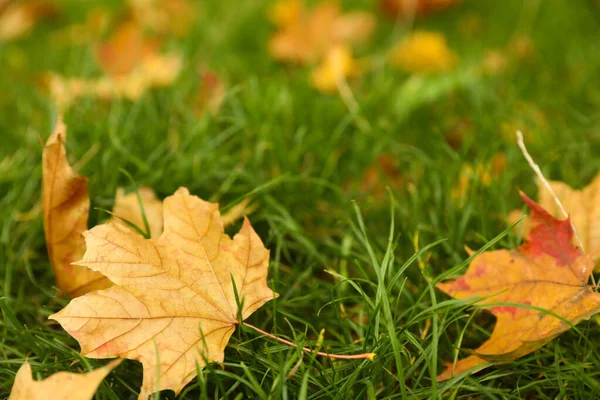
[388,30,457,73]
[268,0,303,27]
[9,359,122,400]
[42,117,112,297]
[311,45,361,93]
[46,22,182,108]
[51,188,278,399]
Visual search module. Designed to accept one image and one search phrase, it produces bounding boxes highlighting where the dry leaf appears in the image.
[9,359,122,400]
[310,45,361,93]
[50,187,278,399]
[388,31,457,73]
[508,173,600,260]
[437,193,600,380]
[380,0,460,18]
[42,117,112,297]
[46,22,181,108]
[112,187,163,239]
[268,0,375,64]
[95,22,160,78]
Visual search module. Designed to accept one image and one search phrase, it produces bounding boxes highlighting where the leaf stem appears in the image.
[242,322,375,360]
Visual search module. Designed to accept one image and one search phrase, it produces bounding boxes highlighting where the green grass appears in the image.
[2,0,600,398]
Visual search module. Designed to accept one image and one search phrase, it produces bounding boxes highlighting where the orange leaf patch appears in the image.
[437,192,600,380]
[268,0,375,64]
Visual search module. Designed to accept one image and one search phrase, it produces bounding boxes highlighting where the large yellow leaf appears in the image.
[437,193,600,380]
[50,188,278,399]
[9,359,121,400]
[42,117,112,297]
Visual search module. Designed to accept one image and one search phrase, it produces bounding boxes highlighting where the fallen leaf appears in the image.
[46,22,182,108]
[380,0,460,18]
[268,0,375,64]
[508,173,600,260]
[310,45,361,93]
[112,187,163,239]
[437,192,600,380]
[388,30,457,73]
[43,116,112,297]
[9,359,122,400]
[50,187,278,399]
[95,21,160,78]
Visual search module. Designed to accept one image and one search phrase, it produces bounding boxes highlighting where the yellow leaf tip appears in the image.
[174,187,190,196]
[365,352,376,361]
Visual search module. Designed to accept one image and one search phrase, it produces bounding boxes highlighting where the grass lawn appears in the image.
[2,0,600,398]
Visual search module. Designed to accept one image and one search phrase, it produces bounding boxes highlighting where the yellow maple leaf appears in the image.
[50,187,278,399]
[9,359,121,400]
[42,117,112,297]
[311,45,361,93]
[388,30,458,73]
[508,173,600,262]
